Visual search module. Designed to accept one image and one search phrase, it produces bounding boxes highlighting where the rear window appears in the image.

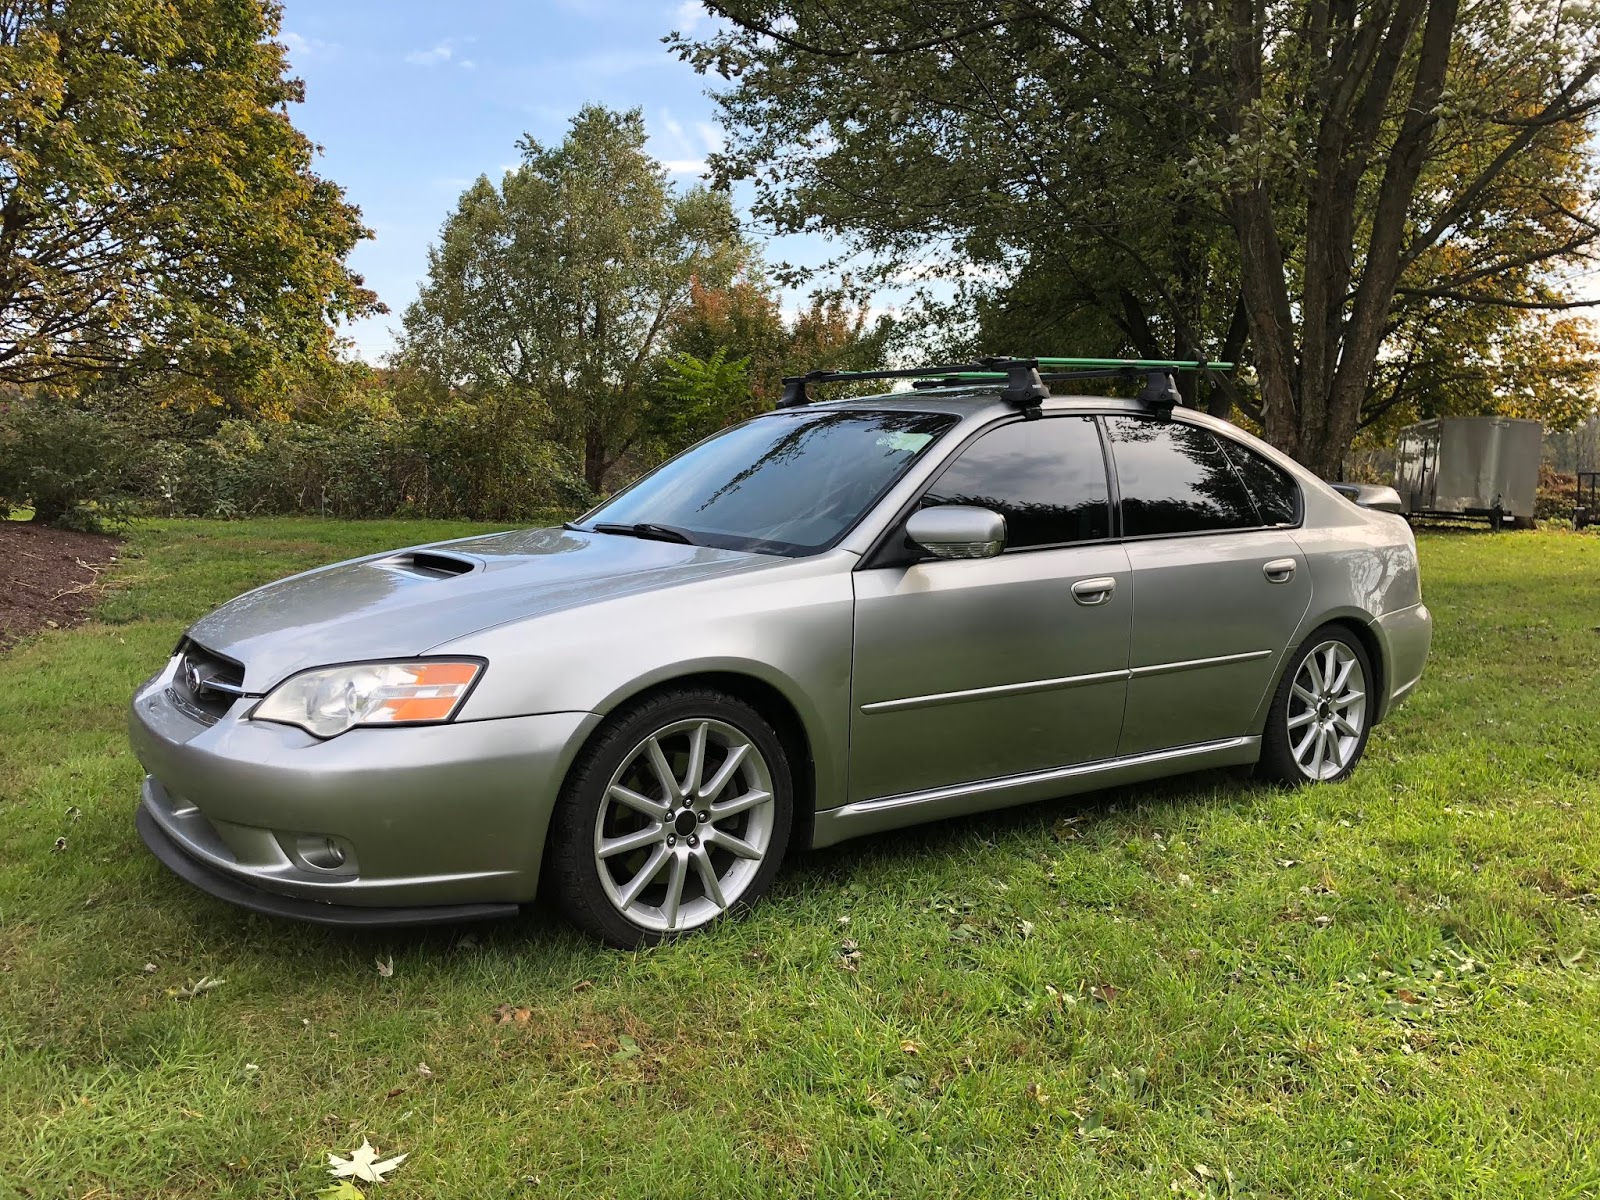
[1217,436,1301,526]
[1104,416,1261,537]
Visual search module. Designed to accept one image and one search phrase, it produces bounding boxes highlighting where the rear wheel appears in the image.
[548,688,793,948]
[1257,626,1373,785]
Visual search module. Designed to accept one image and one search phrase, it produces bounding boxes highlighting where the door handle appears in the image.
[1071,576,1117,605]
[1263,558,1297,583]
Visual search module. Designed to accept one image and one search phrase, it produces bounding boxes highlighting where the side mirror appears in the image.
[1328,482,1403,514]
[906,504,1006,560]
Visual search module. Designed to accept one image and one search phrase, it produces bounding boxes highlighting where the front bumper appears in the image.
[136,804,519,926]
[130,662,601,920]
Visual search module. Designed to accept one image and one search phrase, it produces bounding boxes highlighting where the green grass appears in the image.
[2,518,1599,1198]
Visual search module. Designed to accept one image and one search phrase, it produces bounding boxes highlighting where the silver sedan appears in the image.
[131,385,1432,946]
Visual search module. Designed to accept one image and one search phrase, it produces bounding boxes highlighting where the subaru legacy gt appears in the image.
[131,359,1431,947]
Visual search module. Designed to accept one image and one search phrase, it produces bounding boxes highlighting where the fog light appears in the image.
[297,835,350,871]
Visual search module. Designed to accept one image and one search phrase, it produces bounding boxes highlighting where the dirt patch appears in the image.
[0,521,122,650]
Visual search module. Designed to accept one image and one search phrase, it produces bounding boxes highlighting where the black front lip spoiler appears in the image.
[136,805,520,929]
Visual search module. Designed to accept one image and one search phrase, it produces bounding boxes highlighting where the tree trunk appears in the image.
[583,426,607,493]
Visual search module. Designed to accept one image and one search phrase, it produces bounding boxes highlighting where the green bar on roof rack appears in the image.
[1034,358,1234,369]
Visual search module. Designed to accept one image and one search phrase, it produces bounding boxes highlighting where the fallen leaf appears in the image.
[316,1183,366,1200]
[1312,914,1335,928]
[416,1062,434,1079]
[169,976,226,1000]
[1025,1081,1049,1105]
[1276,858,1300,869]
[1559,947,1586,969]
[1051,817,1084,841]
[375,958,393,978]
[385,1087,405,1100]
[612,1034,641,1061]
[66,806,82,822]
[327,1138,407,1184]
[141,963,157,974]
[1396,988,1421,1005]
[494,1004,533,1025]
[1090,983,1119,1004]
[900,1040,921,1055]
[52,837,67,853]
[571,979,594,993]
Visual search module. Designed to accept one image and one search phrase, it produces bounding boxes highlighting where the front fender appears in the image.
[434,552,857,813]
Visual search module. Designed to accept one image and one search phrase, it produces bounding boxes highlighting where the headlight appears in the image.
[251,660,483,739]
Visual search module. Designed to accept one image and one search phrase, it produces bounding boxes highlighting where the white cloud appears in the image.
[662,159,708,176]
[405,38,474,67]
[695,121,723,153]
[458,58,477,70]
[674,1,704,32]
[281,31,336,59]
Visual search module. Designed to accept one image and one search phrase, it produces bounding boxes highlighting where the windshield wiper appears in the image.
[587,521,699,546]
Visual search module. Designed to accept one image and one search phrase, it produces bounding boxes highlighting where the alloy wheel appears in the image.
[593,718,776,933]
[1287,639,1368,781]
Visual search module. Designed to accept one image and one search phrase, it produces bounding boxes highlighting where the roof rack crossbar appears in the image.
[777,357,1232,410]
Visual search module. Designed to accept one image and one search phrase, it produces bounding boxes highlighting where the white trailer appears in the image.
[1393,417,1542,531]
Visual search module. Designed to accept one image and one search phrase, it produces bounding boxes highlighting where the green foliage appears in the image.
[673,1,1600,471]
[401,106,746,491]
[0,395,144,530]
[0,0,379,389]
[151,401,590,522]
[649,347,753,451]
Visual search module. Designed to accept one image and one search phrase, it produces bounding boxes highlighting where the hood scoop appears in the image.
[376,550,479,580]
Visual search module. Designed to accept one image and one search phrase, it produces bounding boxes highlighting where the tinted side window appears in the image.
[1217,436,1300,526]
[1104,417,1260,536]
[923,416,1111,548]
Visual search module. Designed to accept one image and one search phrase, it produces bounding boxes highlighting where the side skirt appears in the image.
[811,736,1261,849]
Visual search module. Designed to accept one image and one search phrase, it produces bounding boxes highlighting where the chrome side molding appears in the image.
[860,650,1275,714]
[812,736,1261,848]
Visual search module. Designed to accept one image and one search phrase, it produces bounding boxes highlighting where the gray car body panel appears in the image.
[130,388,1431,914]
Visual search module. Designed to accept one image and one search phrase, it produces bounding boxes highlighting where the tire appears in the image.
[1256,625,1375,786]
[547,687,794,948]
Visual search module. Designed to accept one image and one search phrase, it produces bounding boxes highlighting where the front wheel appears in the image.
[547,688,793,948]
[1257,626,1374,785]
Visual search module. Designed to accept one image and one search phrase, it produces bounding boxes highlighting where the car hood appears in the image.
[184,527,777,690]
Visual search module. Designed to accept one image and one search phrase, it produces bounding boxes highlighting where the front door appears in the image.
[1102,415,1313,754]
[848,415,1133,802]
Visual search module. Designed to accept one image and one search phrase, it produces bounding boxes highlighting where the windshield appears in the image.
[577,409,959,556]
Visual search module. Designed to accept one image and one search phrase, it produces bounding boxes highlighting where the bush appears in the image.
[0,397,147,531]
[1536,463,1578,521]
[150,401,591,521]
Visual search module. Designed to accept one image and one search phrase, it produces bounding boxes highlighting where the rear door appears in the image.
[1103,416,1312,755]
[848,415,1132,802]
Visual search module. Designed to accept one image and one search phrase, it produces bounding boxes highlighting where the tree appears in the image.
[672,1,1600,473]
[400,106,746,491]
[0,0,378,388]
[664,272,895,406]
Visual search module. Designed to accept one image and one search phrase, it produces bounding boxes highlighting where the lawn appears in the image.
[2,518,1598,1199]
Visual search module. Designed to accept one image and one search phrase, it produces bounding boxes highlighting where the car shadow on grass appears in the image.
[787,765,1261,884]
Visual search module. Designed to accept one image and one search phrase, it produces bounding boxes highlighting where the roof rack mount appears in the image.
[777,357,1232,411]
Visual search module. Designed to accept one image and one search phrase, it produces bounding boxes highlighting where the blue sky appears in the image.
[278,0,833,361]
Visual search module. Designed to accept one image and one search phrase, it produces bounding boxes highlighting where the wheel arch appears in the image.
[1252,610,1389,733]
[567,668,821,852]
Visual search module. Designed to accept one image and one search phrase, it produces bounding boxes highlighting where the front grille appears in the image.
[167,639,246,724]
